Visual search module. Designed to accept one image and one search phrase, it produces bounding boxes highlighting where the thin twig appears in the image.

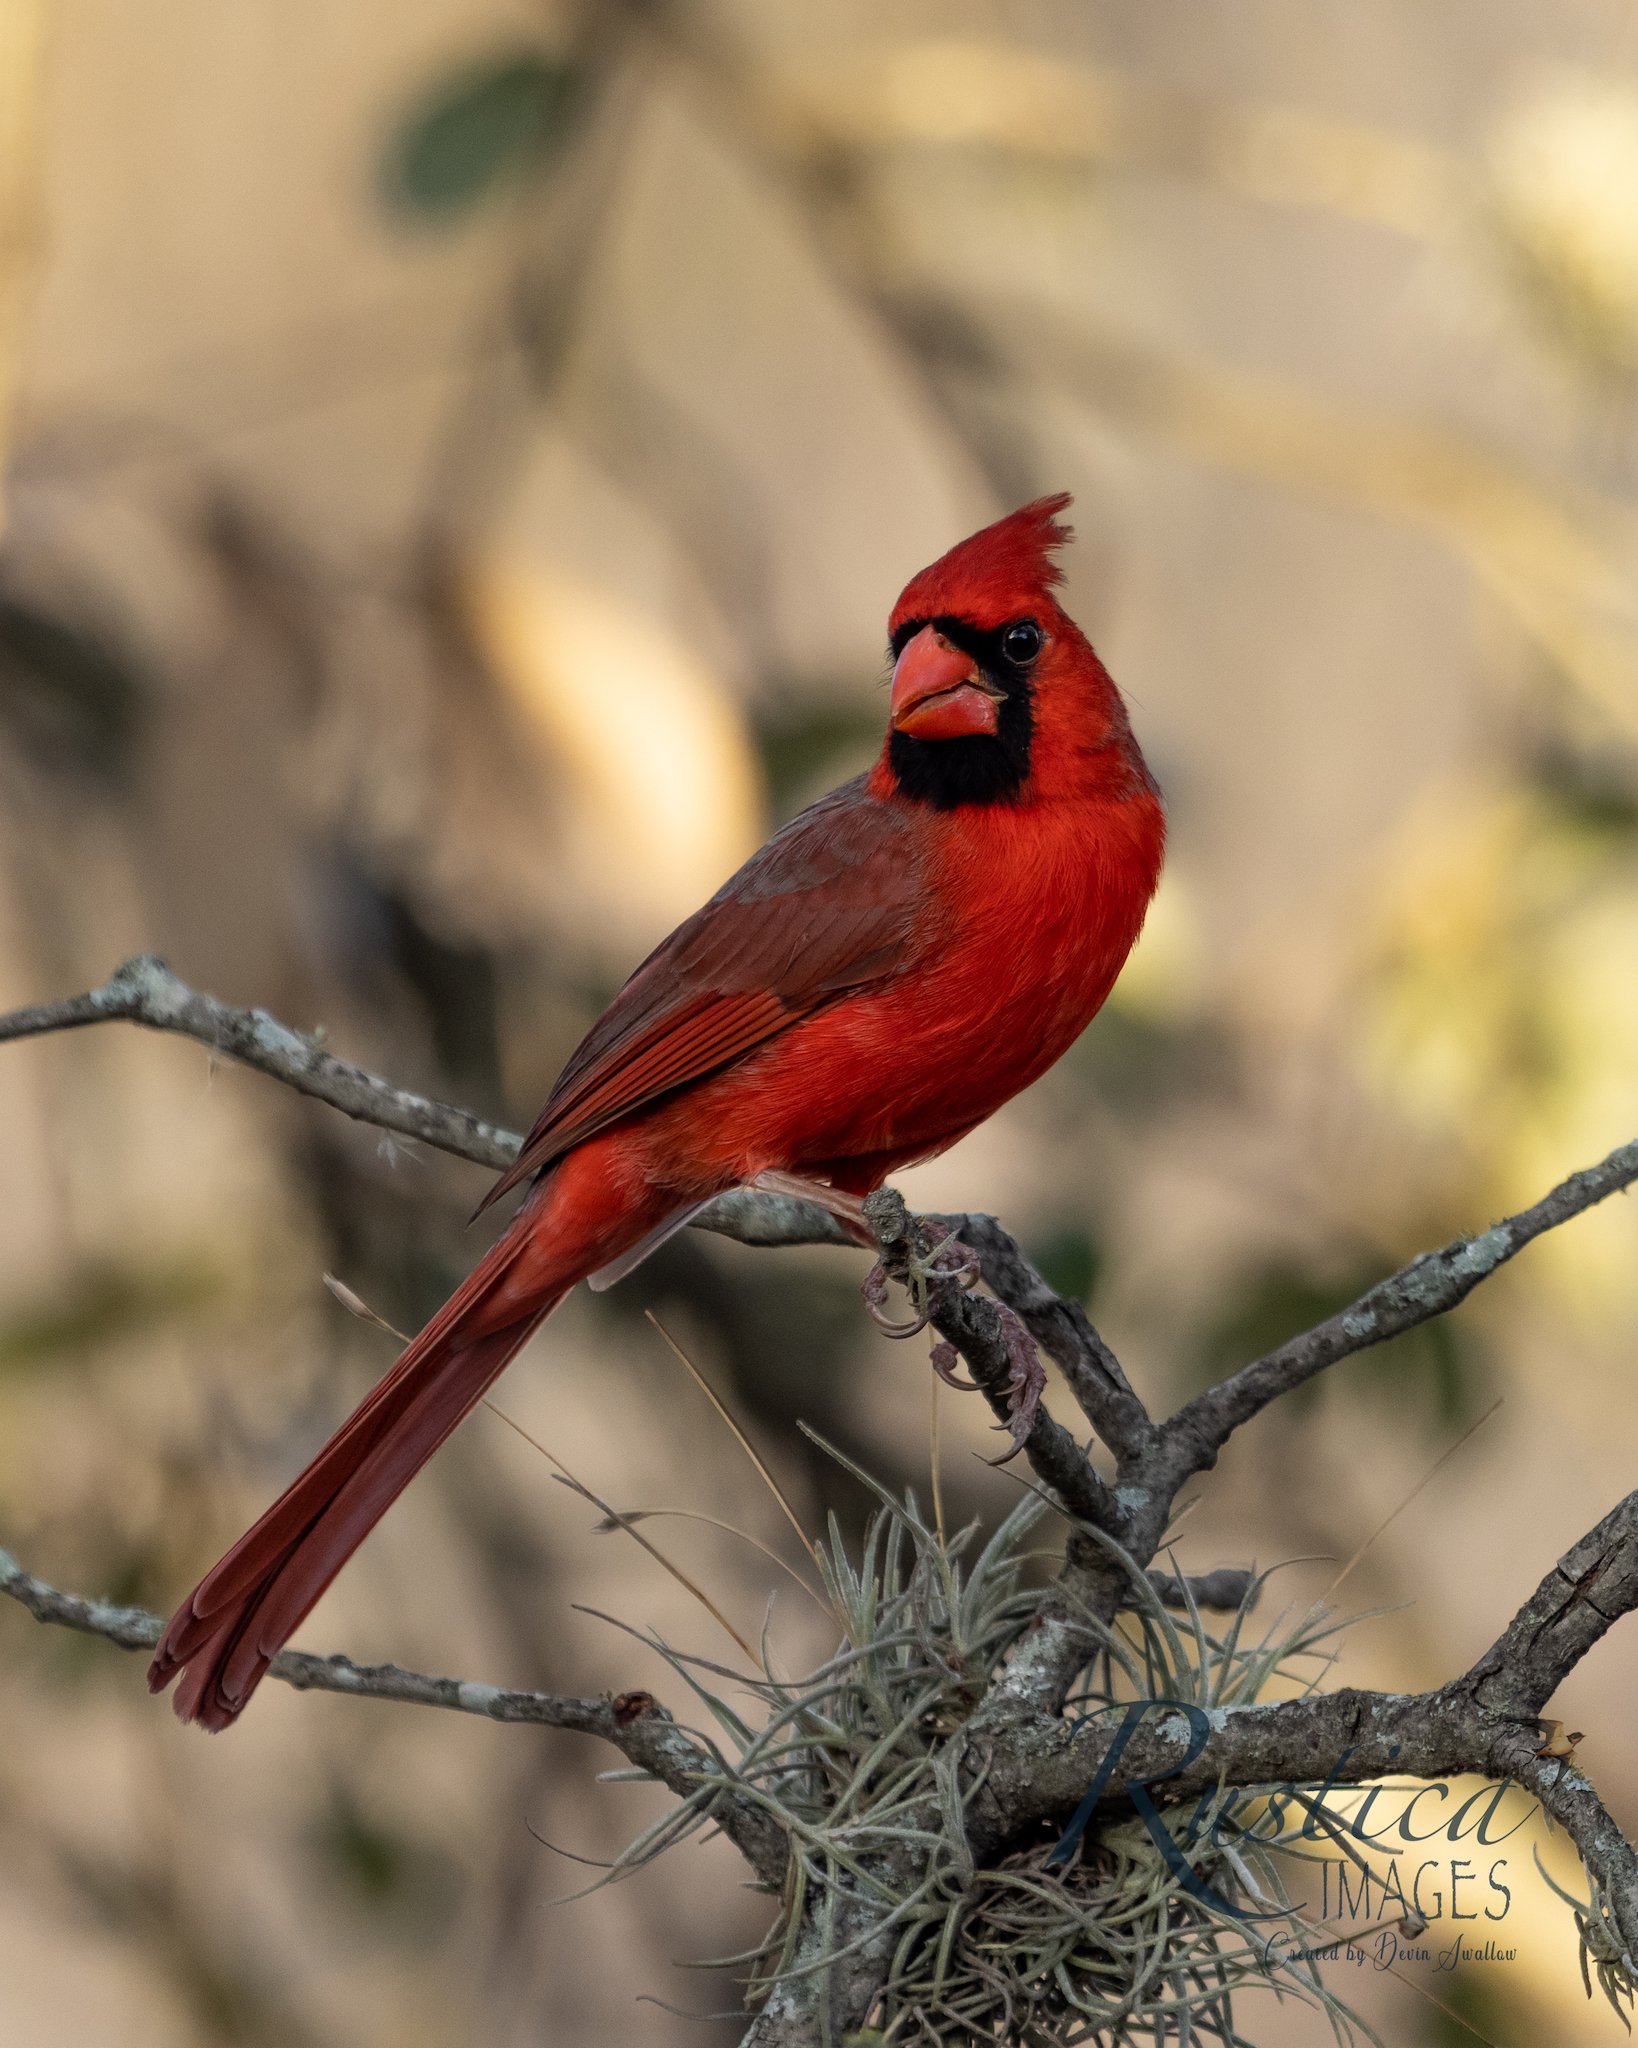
[0,954,521,1166]
[0,1544,788,1884]
[1319,1394,1503,1605]
[1161,1139,1638,1483]
[11,956,1638,2044]
[482,1406,762,1666]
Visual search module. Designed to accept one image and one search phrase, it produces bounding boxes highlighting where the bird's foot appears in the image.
[861,1225,979,1338]
[930,1302,1044,1463]
[988,1301,1047,1462]
[852,1197,1043,1453]
[929,1337,976,1389]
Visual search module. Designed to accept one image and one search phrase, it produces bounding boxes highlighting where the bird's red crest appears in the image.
[890,493,1075,635]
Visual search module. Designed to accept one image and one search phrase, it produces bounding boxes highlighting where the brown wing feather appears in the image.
[478,776,925,1211]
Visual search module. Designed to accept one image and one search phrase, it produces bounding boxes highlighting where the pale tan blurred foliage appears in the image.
[0,0,46,492]
[466,551,763,943]
[2,6,1638,2047]
[1358,783,1638,1299]
[1489,68,1638,379]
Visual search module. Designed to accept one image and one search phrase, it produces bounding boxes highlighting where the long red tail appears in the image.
[149,1213,563,1730]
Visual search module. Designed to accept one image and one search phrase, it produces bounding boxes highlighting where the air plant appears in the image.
[1536,1848,1638,2030]
[575,1427,1383,2046]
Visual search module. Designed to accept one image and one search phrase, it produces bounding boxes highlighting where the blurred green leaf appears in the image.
[1025,1225,1103,1307]
[1529,742,1638,842]
[308,1788,458,1930]
[318,1795,407,1903]
[1416,1970,1514,2046]
[0,1260,222,1378]
[382,51,576,220]
[753,702,883,816]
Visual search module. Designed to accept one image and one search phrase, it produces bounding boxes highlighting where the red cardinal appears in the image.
[150,494,1165,1729]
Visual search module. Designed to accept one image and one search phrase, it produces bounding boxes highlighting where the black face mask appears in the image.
[886,615,1039,809]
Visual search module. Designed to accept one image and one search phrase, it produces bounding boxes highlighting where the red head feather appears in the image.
[889,493,1075,636]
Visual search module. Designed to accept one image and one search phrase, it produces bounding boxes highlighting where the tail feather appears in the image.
[151,1224,563,1731]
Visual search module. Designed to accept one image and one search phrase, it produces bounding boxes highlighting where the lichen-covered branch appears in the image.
[978,1131,1638,1721]
[8,956,1638,2042]
[0,955,522,1170]
[1160,1137,1638,1483]
[0,1547,787,1885]
[974,1484,1638,1966]
[884,1130,1637,1753]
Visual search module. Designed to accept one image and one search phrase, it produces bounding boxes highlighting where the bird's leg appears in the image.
[749,1169,874,1243]
[935,1301,1046,1460]
[746,1170,939,1335]
[846,1186,1042,1445]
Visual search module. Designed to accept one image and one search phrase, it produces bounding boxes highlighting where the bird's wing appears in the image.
[478,775,926,1210]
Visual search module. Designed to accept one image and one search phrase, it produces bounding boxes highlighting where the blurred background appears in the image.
[1,2,1637,2042]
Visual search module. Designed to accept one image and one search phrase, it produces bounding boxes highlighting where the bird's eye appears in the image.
[1002,619,1042,664]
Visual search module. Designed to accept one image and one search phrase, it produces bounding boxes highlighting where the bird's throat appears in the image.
[886,720,1034,808]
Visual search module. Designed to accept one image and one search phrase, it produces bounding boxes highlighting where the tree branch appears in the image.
[0,955,522,1170]
[0,957,889,1254]
[955,1135,1638,1731]
[0,1547,787,1886]
[1159,1137,1638,1485]
[969,1482,1638,1966]
[11,957,1638,2038]
[0,959,1133,1430]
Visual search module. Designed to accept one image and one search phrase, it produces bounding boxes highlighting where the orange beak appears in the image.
[889,626,1005,741]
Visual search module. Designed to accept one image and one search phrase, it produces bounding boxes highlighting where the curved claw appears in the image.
[862,1260,929,1338]
[930,1338,980,1391]
[990,1300,1047,1455]
[867,1298,930,1339]
[928,1231,982,1291]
